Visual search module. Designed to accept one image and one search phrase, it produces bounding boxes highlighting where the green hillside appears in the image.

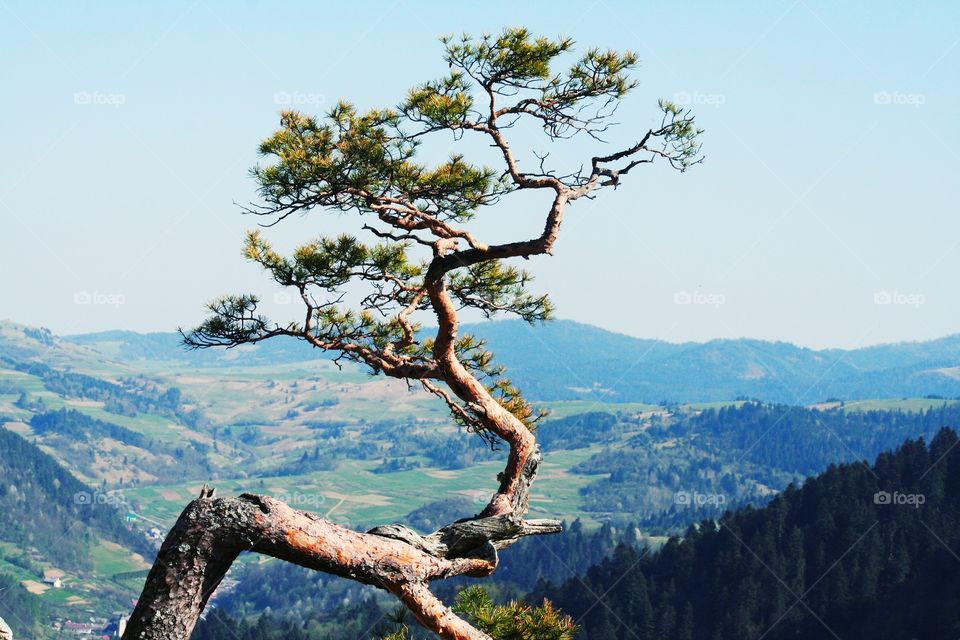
[3,319,960,635]
[539,428,960,639]
[63,319,960,403]
[0,428,151,631]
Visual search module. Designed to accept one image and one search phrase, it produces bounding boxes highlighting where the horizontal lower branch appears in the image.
[123,492,560,640]
[369,515,562,558]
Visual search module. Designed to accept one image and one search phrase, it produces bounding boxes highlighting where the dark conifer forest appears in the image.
[537,428,960,639]
[192,428,960,639]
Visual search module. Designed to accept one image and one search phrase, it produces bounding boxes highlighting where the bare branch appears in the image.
[124,492,560,640]
[159,27,702,640]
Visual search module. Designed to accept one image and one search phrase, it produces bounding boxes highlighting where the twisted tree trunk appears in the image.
[123,474,559,640]
[121,25,703,640]
[123,247,562,639]
[125,275,559,640]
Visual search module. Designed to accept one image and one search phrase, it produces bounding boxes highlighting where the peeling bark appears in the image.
[390,582,494,640]
[142,32,689,640]
[425,271,541,519]
[123,492,560,640]
[134,275,558,640]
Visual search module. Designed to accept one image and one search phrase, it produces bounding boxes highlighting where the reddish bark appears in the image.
[123,492,559,640]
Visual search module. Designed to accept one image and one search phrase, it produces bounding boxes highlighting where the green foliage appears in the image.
[407,28,643,139]
[0,573,48,639]
[374,587,576,640]
[378,607,414,640]
[245,230,423,292]
[656,99,705,171]
[452,586,576,640]
[442,29,574,87]
[448,260,553,323]
[190,294,272,345]
[186,26,702,446]
[404,72,473,129]
[253,104,499,222]
[541,428,960,640]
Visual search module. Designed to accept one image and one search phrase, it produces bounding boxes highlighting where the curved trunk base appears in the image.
[122,490,560,640]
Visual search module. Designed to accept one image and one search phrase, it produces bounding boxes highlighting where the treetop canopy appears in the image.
[184,27,702,438]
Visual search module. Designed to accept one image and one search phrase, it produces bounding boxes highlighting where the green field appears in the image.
[88,540,148,577]
[541,400,659,419]
[0,539,143,613]
[122,447,606,532]
[681,400,750,411]
[840,397,960,412]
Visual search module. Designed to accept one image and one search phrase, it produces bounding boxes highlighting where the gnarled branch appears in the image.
[157,27,701,640]
[123,491,560,640]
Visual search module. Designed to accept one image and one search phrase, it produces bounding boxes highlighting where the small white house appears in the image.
[41,571,63,589]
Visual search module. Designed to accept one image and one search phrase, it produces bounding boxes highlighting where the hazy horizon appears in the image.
[3,2,958,349]
[5,314,959,352]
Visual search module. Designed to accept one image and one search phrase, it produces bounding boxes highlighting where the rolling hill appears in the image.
[3,317,960,635]
[473,320,960,402]
[63,319,960,403]
[0,427,151,631]
[537,428,960,639]
[193,428,960,640]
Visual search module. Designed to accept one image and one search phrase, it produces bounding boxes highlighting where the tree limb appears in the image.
[160,28,701,640]
[123,491,560,640]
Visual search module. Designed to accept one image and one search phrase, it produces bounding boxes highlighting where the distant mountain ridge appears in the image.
[473,320,960,403]
[1,318,952,403]
[60,327,324,368]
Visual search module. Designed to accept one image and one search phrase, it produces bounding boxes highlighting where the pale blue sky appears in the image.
[1,1,958,349]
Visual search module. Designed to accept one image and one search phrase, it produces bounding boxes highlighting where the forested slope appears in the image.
[539,428,960,639]
[0,427,146,571]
